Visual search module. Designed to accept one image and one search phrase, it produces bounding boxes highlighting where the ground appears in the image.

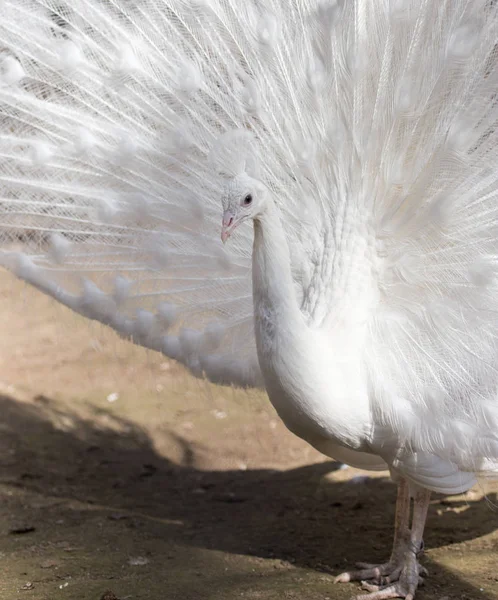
[0,271,497,600]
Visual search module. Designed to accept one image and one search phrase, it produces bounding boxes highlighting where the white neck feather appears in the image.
[251,199,371,450]
[251,201,301,325]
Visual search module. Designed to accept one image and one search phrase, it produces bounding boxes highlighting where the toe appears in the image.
[353,583,407,600]
[335,565,388,584]
[418,565,429,577]
[382,566,402,584]
[361,581,381,592]
[338,554,424,598]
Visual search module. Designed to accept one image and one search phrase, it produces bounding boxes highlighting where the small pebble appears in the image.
[211,409,227,419]
[128,556,149,566]
[20,582,34,591]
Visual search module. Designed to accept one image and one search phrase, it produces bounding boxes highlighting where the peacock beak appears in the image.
[221,210,236,243]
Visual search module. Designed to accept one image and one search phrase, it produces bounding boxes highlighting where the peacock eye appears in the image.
[243,194,253,205]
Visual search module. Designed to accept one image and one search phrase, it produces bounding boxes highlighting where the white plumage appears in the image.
[1,1,498,597]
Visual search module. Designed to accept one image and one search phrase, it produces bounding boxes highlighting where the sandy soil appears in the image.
[0,271,497,600]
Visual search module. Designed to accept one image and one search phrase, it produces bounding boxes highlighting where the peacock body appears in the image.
[1,1,498,597]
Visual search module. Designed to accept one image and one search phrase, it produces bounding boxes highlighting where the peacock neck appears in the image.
[251,202,302,330]
[251,202,371,450]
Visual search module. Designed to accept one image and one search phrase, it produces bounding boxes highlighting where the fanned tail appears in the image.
[355,1,498,473]
[0,0,310,387]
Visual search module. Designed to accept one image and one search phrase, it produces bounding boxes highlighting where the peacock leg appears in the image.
[335,478,412,584]
[335,479,431,599]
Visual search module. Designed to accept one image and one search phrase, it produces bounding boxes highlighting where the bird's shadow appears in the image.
[0,392,496,600]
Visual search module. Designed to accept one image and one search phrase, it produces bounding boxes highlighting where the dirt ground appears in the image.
[0,271,497,600]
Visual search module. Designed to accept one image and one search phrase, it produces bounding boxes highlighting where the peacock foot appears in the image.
[334,547,427,600]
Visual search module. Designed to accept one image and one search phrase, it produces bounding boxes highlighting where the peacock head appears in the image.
[220,173,267,243]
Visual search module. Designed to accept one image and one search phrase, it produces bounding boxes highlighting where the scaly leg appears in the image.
[335,479,431,599]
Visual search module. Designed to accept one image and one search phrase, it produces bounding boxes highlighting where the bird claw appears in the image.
[336,553,426,599]
[349,579,417,600]
[335,558,427,586]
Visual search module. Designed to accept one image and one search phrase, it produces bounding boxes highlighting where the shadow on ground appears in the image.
[0,393,496,600]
